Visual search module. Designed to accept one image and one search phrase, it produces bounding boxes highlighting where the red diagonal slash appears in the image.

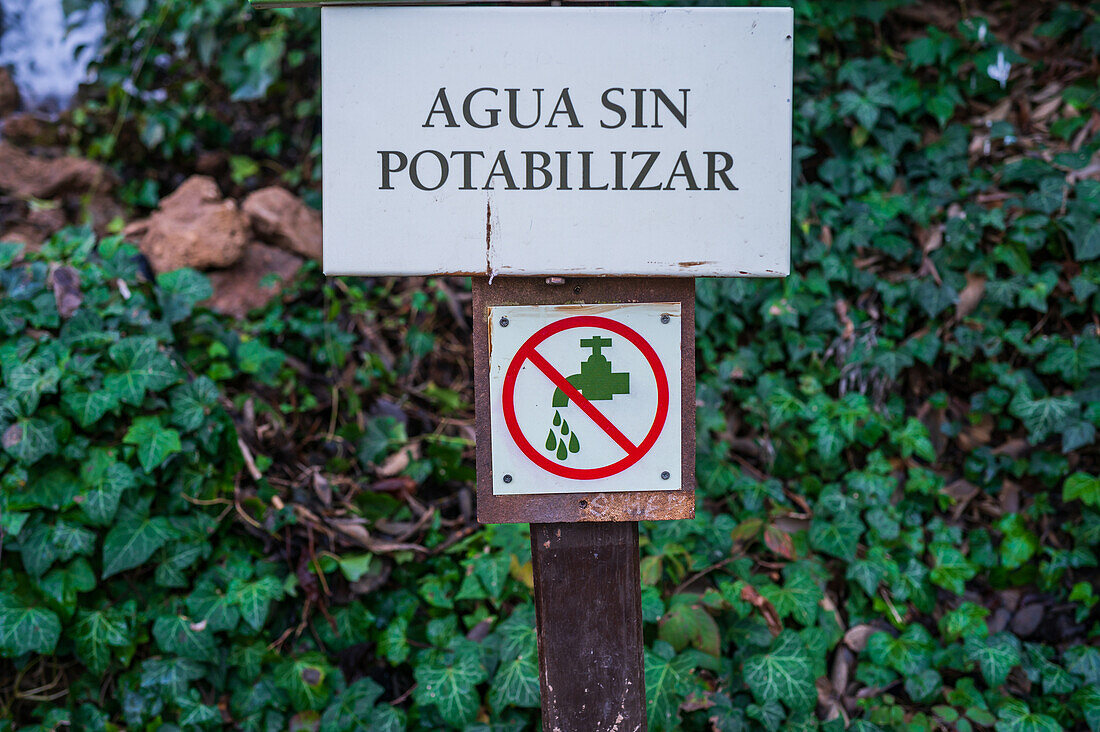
[522,347,638,455]
[500,314,668,481]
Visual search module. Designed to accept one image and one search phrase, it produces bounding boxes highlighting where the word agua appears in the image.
[378,87,739,192]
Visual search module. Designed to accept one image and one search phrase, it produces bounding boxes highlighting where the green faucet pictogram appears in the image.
[546,335,631,461]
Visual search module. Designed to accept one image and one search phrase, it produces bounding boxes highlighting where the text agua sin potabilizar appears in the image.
[377,88,740,192]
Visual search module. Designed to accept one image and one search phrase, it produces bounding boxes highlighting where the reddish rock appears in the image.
[0,113,50,145]
[204,242,303,318]
[124,175,249,273]
[0,200,67,249]
[242,186,321,261]
[27,204,68,238]
[0,226,43,250]
[0,69,20,118]
[0,142,116,199]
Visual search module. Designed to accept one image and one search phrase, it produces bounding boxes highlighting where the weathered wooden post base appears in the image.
[530,521,645,732]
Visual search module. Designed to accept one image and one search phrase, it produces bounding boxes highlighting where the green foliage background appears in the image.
[2,0,1100,730]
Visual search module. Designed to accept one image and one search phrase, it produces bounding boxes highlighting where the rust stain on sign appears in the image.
[485,198,493,277]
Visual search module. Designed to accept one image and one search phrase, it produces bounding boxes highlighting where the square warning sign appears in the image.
[488,302,682,495]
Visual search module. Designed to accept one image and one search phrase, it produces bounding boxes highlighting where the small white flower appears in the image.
[978,23,988,43]
[987,50,1011,88]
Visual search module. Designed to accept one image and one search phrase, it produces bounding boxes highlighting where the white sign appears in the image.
[322,7,793,277]
[488,303,681,495]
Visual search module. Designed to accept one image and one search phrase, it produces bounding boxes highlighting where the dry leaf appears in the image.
[955,273,987,320]
[741,583,783,636]
[764,524,797,560]
[843,624,876,652]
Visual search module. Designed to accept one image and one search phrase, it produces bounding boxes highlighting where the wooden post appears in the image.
[531,521,646,732]
[472,276,695,730]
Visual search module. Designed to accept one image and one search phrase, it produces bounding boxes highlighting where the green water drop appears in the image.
[546,429,557,451]
[553,410,561,426]
[560,420,570,436]
[568,433,579,453]
[556,440,568,461]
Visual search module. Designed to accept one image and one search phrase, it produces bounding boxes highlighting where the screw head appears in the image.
[661,471,671,480]
[502,474,512,484]
[660,314,670,324]
[499,316,509,327]
[578,499,588,509]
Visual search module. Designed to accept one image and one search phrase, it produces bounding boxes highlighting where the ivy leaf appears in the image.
[229,642,270,684]
[170,377,220,432]
[995,699,1062,731]
[378,617,410,665]
[1010,392,1079,443]
[141,655,207,698]
[19,523,58,577]
[8,355,61,412]
[124,415,182,472]
[156,268,213,323]
[106,337,181,405]
[896,417,936,461]
[471,552,511,601]
[929,543,977,595]
[964,632,1021,687]
[51,520,96,561]
[747,698,786,731]
[79,449,134,525]
[178,690,222,726]
[1073,684,1100,731]
[236,339,285,381]
[846,546,892,597]
[1065,646,1100,684]
[645,640,696,731]
[867,626,933,675]
[0,593,61,656]
[62,389,119,428]
[73,608,129,674]
[320,677,406,731]
[37,557,96,614]
[156,539,208,588]
[186,582,240,634]
[489,655,540,714]
[101,504,176,578]
[1037,338,1100,385]
[904,668,942,704]
[760,566,823,626]
[152,613,218,663]
[495,605,537,664]
[809,511,864,561]
[229,576,285,632]
[412,642,487,728]
[1070,222,1100,261]
[940,602,990,642]
[659,594,721,656]
[1065,472,1100,507]
[997,515,1039,570]
[742,630,816,712]
[3,417,58,464]
[1063,419,1097,453]
[275,653,333,710]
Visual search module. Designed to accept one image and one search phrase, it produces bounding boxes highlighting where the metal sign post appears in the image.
[251,0,792,727]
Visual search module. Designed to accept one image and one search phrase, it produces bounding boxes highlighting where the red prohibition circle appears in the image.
[501,315,669,480]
